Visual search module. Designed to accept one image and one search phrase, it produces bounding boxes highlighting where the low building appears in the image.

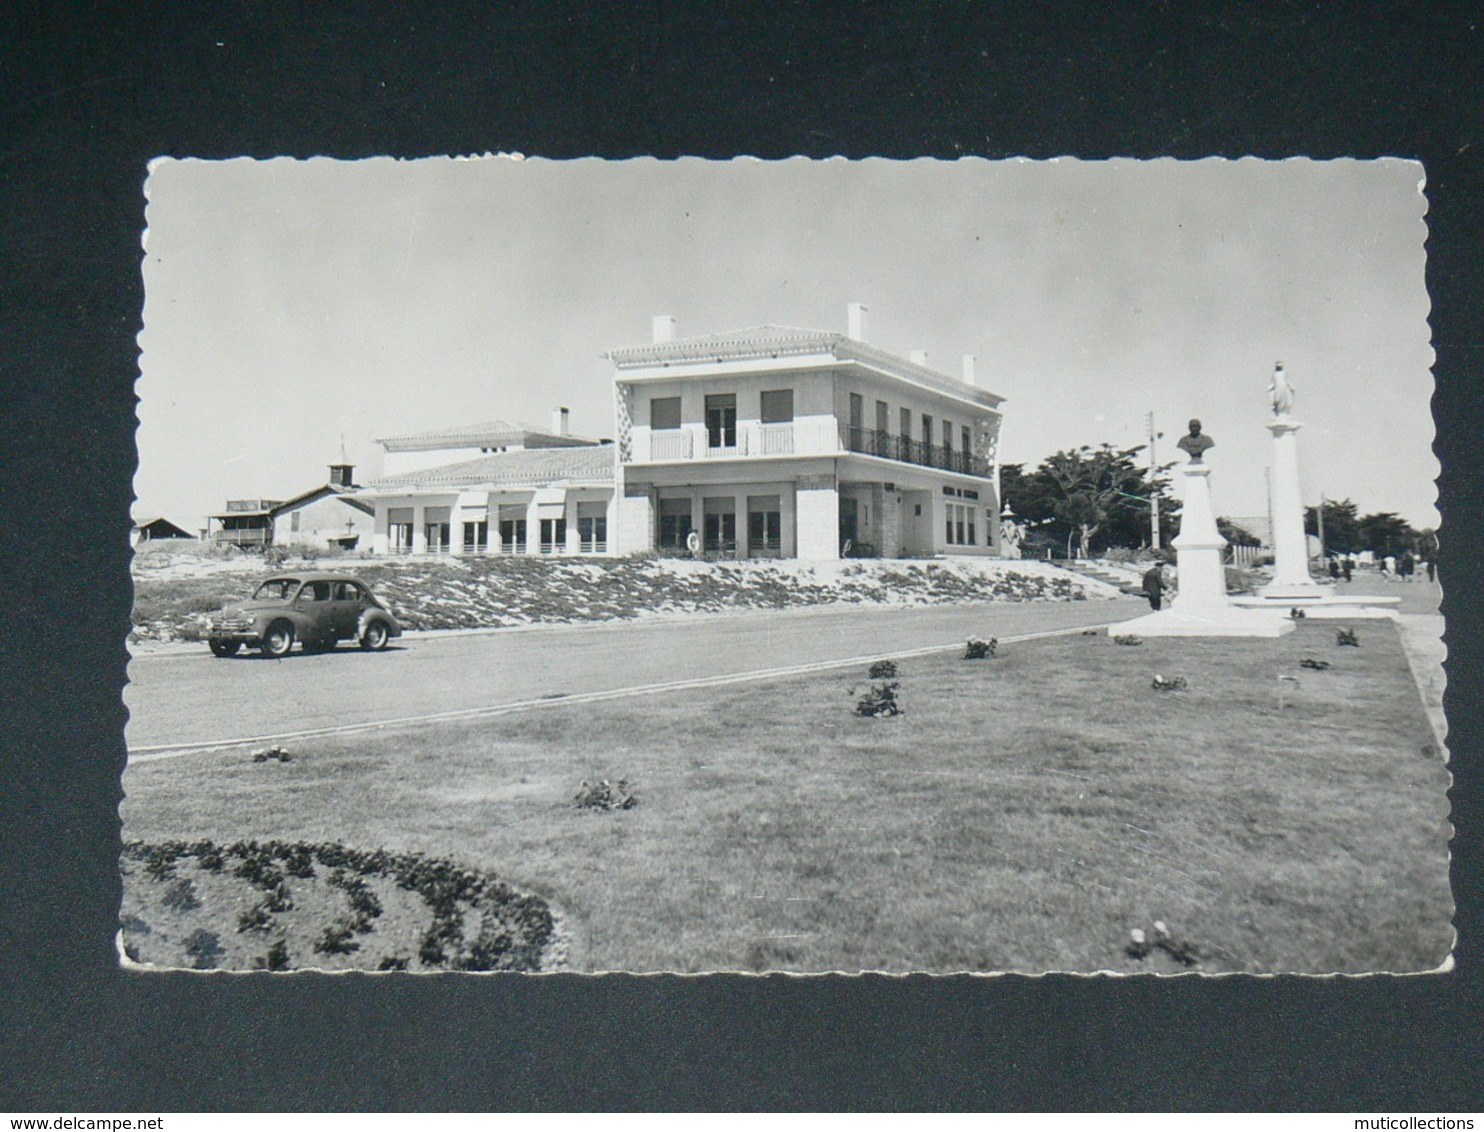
[131,516,196,546]
[359,442,616,556]
[208,463,373,552]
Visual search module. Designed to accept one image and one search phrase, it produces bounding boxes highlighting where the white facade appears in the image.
[609,318,1007,561]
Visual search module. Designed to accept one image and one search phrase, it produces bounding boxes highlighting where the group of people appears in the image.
[1325,551,1434,583]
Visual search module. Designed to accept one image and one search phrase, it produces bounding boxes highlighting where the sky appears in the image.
[135,155,1436,533]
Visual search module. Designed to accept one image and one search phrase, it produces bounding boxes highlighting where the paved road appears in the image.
[125,598,1139,751]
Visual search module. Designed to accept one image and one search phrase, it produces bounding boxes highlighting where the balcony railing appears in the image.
[841,425,990,477]
[755,423,794,455]
[649,430,694,460]
[212,529,271,547]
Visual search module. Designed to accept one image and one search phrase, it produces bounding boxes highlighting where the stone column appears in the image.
[1259,417,1322,599]
[1170,464,1229,611]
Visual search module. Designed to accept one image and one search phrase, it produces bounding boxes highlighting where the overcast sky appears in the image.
[136,155,1435,533]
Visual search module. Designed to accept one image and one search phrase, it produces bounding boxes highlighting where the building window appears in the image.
[748,495,782,557]
[539,517,566,554]
[760,389,794,424]
[426,522,450,553]
[945,503,974,546]
[876,400,889,433]
[962,424,972,456]
[651,396,682,430]
[703,498,737,554]
[658,497,692,551]
[462,521,488,552]
[290,511,301,533]
[922,413,934,450]
[577,501,607,553]
[968,508,977,545]
[705,393,737,448]
[389,523,413,552]
[848,392,864,429]
[499,517,526,554]
[943,419,954,452]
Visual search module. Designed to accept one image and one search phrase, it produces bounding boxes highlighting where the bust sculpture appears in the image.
[1268,362,1295,417]
[1176,418,1214,463]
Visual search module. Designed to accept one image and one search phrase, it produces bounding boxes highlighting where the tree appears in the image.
[1002,445,1178,559]
[1304,498,1361,553]
[1357,512,1417,557]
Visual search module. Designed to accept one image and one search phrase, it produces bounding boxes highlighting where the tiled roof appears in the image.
[605,325,1005,409]
[370,444,616,490]
[375,418,599,451]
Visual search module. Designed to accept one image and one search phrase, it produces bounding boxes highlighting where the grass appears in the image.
[121,620,1453,974]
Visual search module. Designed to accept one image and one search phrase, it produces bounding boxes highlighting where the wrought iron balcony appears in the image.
[840,426,990,477]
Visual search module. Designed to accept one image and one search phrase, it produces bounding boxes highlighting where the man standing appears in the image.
[1142,562,1169,611]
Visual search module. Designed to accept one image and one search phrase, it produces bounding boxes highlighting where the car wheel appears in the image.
[260,622,294,658]
[359,621,389,651]
[209,639,241,658]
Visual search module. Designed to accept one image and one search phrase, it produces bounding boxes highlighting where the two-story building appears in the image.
[608,306,1005,560]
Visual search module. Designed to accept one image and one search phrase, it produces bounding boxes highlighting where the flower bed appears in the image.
[119,839,557,972]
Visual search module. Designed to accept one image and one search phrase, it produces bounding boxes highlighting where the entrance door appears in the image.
[838,495,860,554]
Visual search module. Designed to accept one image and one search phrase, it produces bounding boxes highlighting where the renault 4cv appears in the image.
[207,573,402,657]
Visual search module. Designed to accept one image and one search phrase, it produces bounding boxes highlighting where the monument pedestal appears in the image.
[1113,464,1293,638]
[1244,414,1399,618]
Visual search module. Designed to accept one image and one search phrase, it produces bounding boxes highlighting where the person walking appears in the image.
[1328,557,1341,580]
[1342,556,1354,583]
[1142,562,1168,611]
[1399,550,1416,581]
[1426,557,1436,584]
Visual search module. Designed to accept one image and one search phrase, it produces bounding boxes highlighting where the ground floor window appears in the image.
[748,495,782,556]
[578,515,607,553]
[426,522,451,553]
[389,522,413,552]
[499,517,526,553]
[658,498,692,551]
[703,498,737,554]
[539,517,566,554]
[462,520,488,553]
[945,503,976,546]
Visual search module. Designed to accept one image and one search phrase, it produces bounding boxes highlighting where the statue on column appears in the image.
[1176,419,1215,463]
[1268,362,1295,417]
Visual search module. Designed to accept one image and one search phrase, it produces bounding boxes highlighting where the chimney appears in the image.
[847,302,868,341]
[552,407,570,436]
[910,350,928,367]
[652,315,677,344]
[962,355,976,386]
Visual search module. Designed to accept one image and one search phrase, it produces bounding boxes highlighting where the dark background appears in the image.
[3,2,1481,1111]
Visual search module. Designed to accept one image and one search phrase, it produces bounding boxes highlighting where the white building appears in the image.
[354,307,1007,561]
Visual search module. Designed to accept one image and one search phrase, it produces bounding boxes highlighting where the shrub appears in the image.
[868,660,899,679]
[855,681,901,717]
[575,779,638,812]
[963,637,997,660]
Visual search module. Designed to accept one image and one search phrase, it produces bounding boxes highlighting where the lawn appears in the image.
[121,619,1453,975]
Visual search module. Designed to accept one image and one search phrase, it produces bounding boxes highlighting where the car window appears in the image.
[334,582,363,601]
[300,581,331,602]
[253,578,300,600]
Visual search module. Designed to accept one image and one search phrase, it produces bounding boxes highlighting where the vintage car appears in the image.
[207,572,402,657]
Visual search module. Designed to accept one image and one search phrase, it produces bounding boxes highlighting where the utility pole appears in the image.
[1316,491,1326,562]
[1147,411,1161,550]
